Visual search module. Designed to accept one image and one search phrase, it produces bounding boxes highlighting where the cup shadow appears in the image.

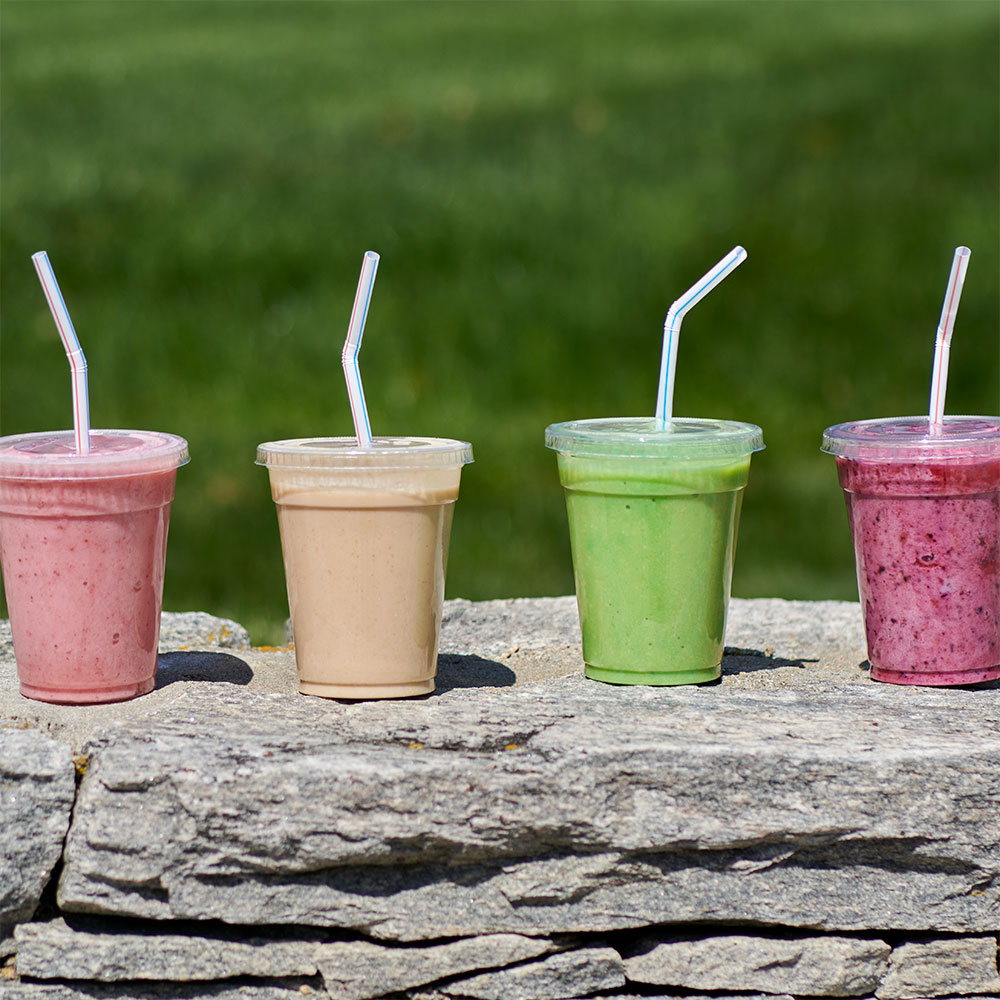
[721,647,817,676]
[435,653,516,692]
[155,651,254,688]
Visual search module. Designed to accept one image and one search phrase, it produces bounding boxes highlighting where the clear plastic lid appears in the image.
[545,417,764,459]
[821,415,1000,461]
[256,436,474,470]
[0,430,189,480]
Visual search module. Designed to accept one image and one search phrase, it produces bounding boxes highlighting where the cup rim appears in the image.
[544,417,764,459]
[256,436,474,470]
[821,415,1000,460]
[0,430,190,480]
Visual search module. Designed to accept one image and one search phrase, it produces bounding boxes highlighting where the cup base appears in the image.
[298,678,435,700]
[585,663,721,686]
[18,675,156,705]
[870,664,1000,687]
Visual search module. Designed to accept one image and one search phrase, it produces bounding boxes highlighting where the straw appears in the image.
[655,245,748,427]
[928,246,971,432]
[341,250,380,448]
[31,251,91,454]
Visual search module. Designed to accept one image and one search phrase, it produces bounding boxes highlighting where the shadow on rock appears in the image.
[156,651,254,687]
[722,647,816,675]
[436,653,516,692]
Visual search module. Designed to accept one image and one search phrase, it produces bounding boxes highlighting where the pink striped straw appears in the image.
[341,251,379,448]
[31,251,91,454]
[656,246,747,427]
[928,246,971,433]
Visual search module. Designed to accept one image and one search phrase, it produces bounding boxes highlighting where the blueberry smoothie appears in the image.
[823,416,999,686]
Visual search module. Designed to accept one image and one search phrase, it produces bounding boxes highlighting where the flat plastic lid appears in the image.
[256,436,474,470]
[545,417,764,459]
[0,430,189,480]
[821,415,1000,460]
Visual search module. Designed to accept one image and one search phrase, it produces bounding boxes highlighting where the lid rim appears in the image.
[544,417,765,458]
[256,436,474,470]
[821,415,1000,459]
[0,429,190,479]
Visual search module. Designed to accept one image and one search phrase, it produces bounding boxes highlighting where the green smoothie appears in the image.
[546,418,764,685]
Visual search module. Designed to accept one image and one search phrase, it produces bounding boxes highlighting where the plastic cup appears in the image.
[256,437,473,699]
[0,430,189,703]
[822,415,1000,686]
[545,417,764,685]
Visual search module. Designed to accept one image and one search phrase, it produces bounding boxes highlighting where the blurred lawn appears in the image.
[1,0,997,645]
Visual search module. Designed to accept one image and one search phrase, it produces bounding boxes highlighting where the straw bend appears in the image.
[342,250,380,448]
[656,245,747,427]
[31,251,91,455]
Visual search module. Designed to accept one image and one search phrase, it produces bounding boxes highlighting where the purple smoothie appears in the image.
[823,416,1000,686]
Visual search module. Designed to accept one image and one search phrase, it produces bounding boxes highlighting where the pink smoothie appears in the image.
[0,430,188,703]
[823,416,999,687]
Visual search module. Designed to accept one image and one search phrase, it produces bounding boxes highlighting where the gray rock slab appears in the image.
[0,729,75,925]
[55,672,1000,935]
[1,597,883,753]
[0,985,317,999]
[438,946,625,999]
[437,595,872,689]
[156,613,251,653]
[623,933,890,995]
[12,917,322,981]
[316,933,553,1000]
[579,996,796,1000]
[876,934,1000,998]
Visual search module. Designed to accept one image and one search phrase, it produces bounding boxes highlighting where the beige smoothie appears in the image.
[258,438,472,699]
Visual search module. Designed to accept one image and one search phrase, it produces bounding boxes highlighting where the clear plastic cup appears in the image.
[256,437,473,699]
[0,430,189,703]
[545,417,764,685]
[822,415,1000,686]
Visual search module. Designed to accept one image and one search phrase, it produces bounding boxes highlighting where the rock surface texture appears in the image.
[1,598,998,1000]
[0,729,75,927]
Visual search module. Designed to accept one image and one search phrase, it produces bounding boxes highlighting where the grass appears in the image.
[1,0,998,644]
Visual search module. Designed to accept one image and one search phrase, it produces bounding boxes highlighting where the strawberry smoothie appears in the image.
[823,416,999,686]
[0,430,189,703]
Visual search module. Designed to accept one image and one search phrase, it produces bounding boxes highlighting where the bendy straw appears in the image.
[31,251,91,455]
[655,245,747,428]
[342,250,380,448]
[928,246,971,432]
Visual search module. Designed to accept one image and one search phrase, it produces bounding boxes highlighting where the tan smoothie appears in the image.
[258,437,472,699]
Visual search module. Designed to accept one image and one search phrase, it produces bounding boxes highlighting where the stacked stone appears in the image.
[2,601,999,999]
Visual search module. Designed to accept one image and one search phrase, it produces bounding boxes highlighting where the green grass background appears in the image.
[2,0,997,644]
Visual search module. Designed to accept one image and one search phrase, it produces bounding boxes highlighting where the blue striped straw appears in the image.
[655,246,747,428]
[342,250,380,448]
[31,251,91,454]
[928,246,971,434]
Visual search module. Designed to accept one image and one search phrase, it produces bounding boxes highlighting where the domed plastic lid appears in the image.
[256,436,473,470]
[821,415,1000,460]
[545,417,764,459]
[0,430,189,480]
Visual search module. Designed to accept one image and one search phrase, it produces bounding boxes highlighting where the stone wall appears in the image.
[2,598,998,1000]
